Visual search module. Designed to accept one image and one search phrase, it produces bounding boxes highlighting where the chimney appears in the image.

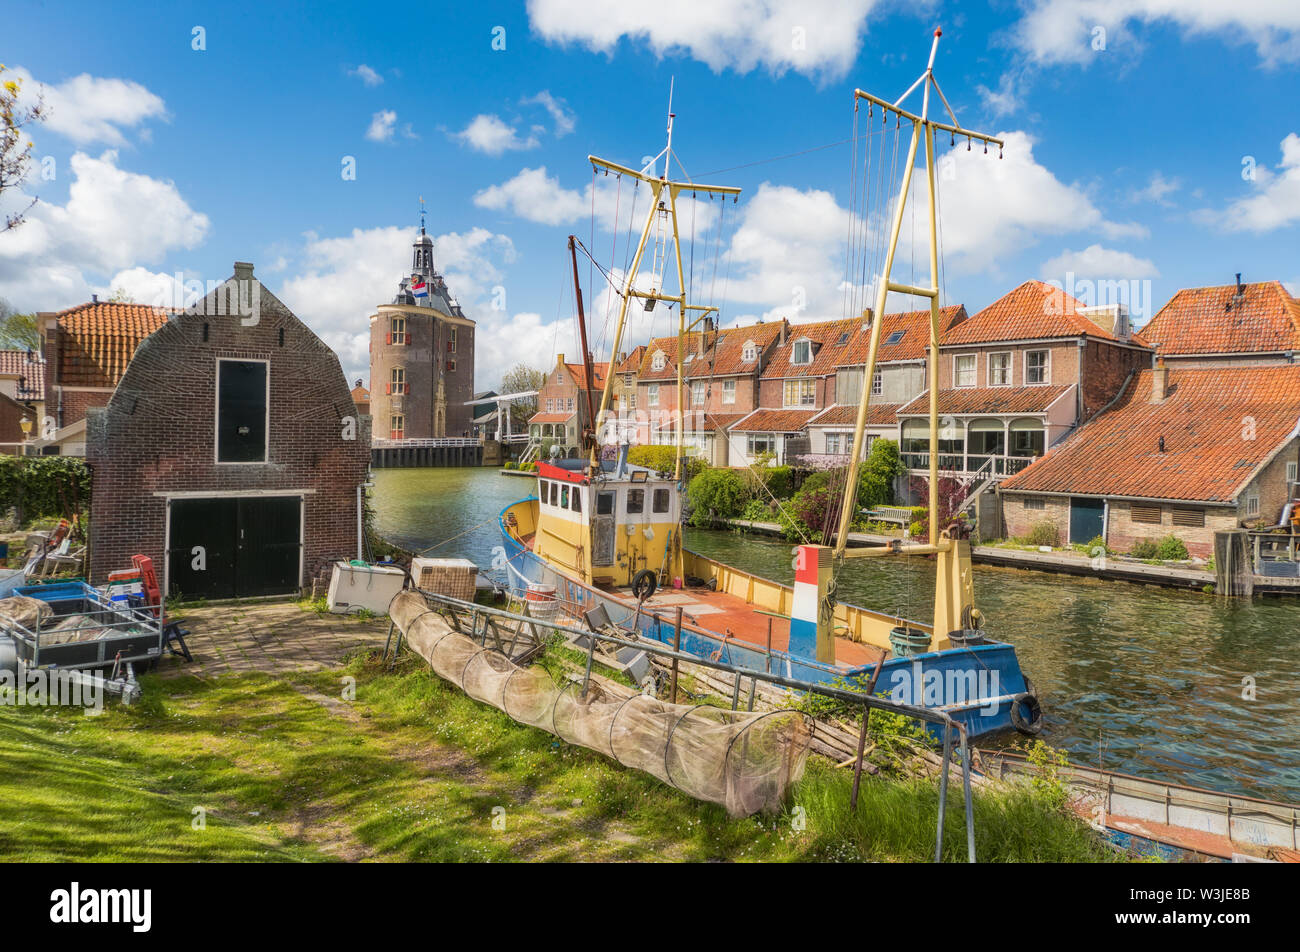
[233,261,255,282]
[779,318,789,345]
[1151,357,1169,403]
[1236,272,1245,295]
[557,353,565,367]
[91,294,98,304]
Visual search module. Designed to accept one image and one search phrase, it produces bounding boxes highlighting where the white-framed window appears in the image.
[722,379,736,404]
[988,352,1011,387]
[825,432,852,455]
[954,354,977,388]
[448,327,457,353]
[652,351,666,371]
[691,381,706,406]
[783,379,815,407]
[389,366,405,395]
[389,316,407,345]
[624,373,635,386]
[742,340,757,362]
[215,358,270,464]
[627,392,637,409]
[567,397,574,412]
[791,339,813,365]
[1026,350,1050,385]
[546,398,555,412]
[747,433,776,457]
[1287,460,1298,484]
[1023,497,1046,511]
[1246,493,1261,518]
[871,369,883,396]
[390,414,404,440]
[648,384,659,407]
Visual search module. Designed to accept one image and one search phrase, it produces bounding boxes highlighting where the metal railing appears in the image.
[386,585,981,862]
[903,452,1036,477]
[371,437,481,449]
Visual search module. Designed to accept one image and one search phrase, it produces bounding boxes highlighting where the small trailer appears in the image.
[3,581,167,672]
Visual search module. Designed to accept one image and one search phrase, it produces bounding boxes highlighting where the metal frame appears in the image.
[404,585,979,862]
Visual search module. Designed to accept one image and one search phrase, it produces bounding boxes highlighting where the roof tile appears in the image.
[1135,281,1300,356]
[942,280,1118,346]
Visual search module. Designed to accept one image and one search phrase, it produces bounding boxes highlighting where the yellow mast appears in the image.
[833,29,1003,557]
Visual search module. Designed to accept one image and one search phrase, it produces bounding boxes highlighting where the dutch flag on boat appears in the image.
[411,279,428,298]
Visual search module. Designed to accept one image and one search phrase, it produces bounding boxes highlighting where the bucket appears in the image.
[946,628,986,648]
[524,583,559,622]
[889,625,932,657]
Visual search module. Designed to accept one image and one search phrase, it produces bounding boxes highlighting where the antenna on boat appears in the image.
[833,27,1004,558]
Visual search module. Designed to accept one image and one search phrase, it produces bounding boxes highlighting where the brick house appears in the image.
[998,362,1300,557]
[1135,277,1300,367]
[898,281,1153,483]
[369,225,475,441]
[634,322,784,465]
[806,305,967,460]
[350,380,371,417]
[0,348,45,452]
[527,354,608,457]
[86,262,372,597]
[35,299,169,455]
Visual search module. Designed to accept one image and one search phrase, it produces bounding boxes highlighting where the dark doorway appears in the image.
[168,496,301,598]
[1069,497,1105,545]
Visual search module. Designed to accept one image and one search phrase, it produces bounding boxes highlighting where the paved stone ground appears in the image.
[155,599,390,679]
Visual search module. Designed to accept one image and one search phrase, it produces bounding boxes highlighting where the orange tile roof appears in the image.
[761,317,862,379]
[562,361,608,390]
[809,403,901,427]
[638,322,785,382]
[0,349,46,401]
[943,280,1118,346]
[729,407,823,432]
[350,383,370,403]
[1000,366,1300,503]
[1134,281,1300,356]
[656,411,750,433]
[836,306,967,366]
[53,301,170,388]
[528,412,572,424]
[898,385,1073,416]
[617,346,646,374]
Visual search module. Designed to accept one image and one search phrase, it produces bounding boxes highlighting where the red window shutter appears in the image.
[404,383,410,395]
[386,332,391,345]
[385,382,391,395]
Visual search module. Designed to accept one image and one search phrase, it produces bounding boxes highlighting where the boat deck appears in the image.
[601,582,885,669]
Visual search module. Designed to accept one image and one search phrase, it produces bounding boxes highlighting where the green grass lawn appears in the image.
[0,650,1117,862]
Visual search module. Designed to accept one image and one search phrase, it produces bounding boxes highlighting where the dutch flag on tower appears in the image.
[411,278,428,298]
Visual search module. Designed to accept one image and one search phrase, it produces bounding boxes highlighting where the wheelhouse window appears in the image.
[653,488,670,513]
[783,379,815,407]
[954,354,977,388]
[216,359,268,463]
[722,379,736,404]
[988,352,1011,387]
[571,489,582,513]
[627,488,645,514]
[1026,350,1049,385]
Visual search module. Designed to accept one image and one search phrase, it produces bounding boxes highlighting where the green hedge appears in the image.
[0,455,92,523]
[627,444,707,480]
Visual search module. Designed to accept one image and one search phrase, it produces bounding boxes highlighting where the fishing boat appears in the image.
[499,33,1039,740]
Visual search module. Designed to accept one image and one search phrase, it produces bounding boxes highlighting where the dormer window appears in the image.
[885,330,906,346]
[742,340,757,362]
[791,339,813,365]
[652,351,666,371]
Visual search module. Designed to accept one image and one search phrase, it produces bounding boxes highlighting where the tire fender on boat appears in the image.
[1010,677,1044,735]
[632,569,657,601]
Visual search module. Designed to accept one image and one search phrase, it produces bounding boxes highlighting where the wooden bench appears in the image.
[862,506,913,527]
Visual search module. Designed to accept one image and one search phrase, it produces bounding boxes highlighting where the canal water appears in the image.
[374,467,1300,803]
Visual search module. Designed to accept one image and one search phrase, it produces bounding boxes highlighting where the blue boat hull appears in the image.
[497,500,1034,741]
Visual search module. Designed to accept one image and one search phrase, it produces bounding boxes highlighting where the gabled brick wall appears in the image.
[86,270,371,588]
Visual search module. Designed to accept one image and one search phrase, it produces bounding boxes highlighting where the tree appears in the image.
[0,298,40,350]
[1,64,46,232]
[498,363,544,431]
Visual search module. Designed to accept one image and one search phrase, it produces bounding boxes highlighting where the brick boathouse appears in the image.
[86,262,372,598]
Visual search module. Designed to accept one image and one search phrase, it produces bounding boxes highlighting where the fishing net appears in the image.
[391,591,812,817]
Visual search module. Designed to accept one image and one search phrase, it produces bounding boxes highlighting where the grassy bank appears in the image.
[0,649,1116,862]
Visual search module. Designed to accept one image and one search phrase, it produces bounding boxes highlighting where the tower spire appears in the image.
[419,195,426,235]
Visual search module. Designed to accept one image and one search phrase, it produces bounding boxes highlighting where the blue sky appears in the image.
[3,0,1299,388]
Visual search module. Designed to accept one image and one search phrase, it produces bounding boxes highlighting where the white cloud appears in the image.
[1013,1,1300,67]
[365,109,398,141]
[977,71,1027,118]
[1040,244,1159,280]
[1215,133,1300,232]
[11,68,165,146]
[526,0,883,80]
[522,90,576,136]
[474,166,590,224]
[349,64,383,86]
[453,114,539,155]
[1128,170,1179,205]
[0,150,209,310]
